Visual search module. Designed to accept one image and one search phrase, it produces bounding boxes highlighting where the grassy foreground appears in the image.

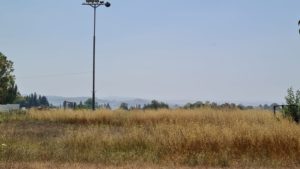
[0,108,300,168]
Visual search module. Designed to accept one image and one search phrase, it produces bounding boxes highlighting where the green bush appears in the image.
[283,87,300,123]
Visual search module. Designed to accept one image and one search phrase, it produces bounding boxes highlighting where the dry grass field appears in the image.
[0,108,300,168]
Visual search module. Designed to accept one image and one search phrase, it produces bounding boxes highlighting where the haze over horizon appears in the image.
[1,0,300,104]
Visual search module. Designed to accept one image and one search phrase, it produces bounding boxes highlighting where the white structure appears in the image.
[0,104,20,112]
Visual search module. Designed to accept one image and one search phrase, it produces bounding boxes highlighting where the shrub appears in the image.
[143,100,169,110]
[283,87,300,123]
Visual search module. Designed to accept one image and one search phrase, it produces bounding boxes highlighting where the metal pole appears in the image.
[83,1,110,110]
[92,6,96,111]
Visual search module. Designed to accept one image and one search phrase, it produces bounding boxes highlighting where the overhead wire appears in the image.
[18,71,92,79]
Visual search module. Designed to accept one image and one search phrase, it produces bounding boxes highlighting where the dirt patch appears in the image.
[0,163,298,169]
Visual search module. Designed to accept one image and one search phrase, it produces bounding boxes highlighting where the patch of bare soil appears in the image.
[0,163,298,169]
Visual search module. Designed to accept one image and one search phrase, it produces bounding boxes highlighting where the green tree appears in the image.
[119,102,129,110]
[84,98,93,108]
[284,87,300,123]
[143,100,169,110]
[78,101,84,108]
[84,98,98,109]
[0,52,18,104]
[40,96,49,107]
[19,93,50,108]
[105,103,111,110]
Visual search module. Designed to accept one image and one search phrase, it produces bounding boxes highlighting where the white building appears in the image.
[0,104,20,112]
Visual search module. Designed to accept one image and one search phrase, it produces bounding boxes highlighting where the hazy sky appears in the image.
[1,0,300,104]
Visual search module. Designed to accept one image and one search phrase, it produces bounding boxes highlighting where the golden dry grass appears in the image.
[0,108,300,168]
[28,108,279,126]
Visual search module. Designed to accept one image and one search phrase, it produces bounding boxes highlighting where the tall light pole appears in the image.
[298,20,300,34]
[82,0,111,110]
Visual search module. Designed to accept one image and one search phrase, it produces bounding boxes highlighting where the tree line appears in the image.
[119,100,169,110]
[1,51,300,122]
[17,93,50,108]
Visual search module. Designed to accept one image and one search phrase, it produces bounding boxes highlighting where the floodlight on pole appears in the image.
[82,0,111,111]
[298,20,300,34]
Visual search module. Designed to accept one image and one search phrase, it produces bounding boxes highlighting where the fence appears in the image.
[273,104,299,114]
[273,104,299,123]
[0,104,20,113]
[63,101,77,109]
